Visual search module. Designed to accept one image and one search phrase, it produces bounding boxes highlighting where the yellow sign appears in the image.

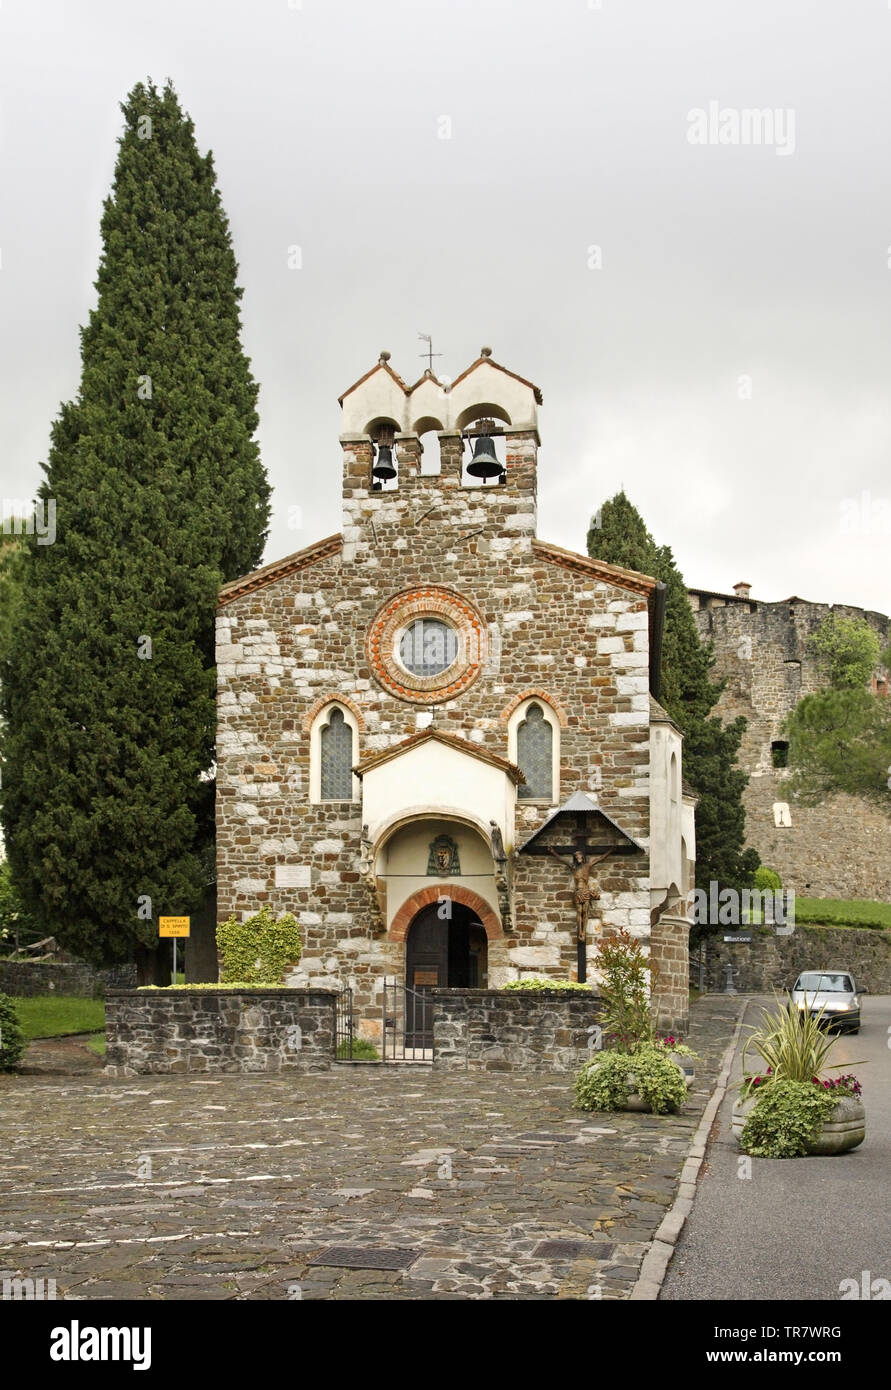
[159,917,190,938]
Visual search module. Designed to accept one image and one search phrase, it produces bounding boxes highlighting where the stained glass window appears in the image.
[517,703,553,800]
[399,618,458,677]
[320,707,354,800]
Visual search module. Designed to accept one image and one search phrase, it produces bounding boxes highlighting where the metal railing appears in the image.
[381,978,435,1062]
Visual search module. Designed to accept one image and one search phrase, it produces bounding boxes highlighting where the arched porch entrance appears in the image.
[405,901,489,991]
[403,901,489,1047]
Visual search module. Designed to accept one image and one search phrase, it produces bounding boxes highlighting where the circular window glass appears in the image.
[398,618,458,677]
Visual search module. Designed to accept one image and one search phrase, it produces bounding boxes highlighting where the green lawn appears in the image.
[85,1032,106,1056]
[794,899,890,930]
[12,995,106,1040]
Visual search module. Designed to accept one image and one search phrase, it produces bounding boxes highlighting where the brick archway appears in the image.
[389,884,503,942]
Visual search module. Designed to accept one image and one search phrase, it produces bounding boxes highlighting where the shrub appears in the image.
[215,905,302,984]
[754,866,781,892]
[501,977,592,992]
[594,927,656,1052]
[138,982,283,991]
[0,992,26,1070]
[740,1079,838,1158]
[575,1043,688,1115]
[336,1038,380,1060]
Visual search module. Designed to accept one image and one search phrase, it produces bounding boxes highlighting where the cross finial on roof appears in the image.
[418,333,443,373]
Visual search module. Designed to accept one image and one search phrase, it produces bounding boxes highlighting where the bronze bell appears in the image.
[467,434,504,482]
[371,443,397,482]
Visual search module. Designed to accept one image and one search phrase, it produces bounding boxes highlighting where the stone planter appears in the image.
[618,1061,691,1112]
[731,1093,866,1156]
[669,1053,695,1088]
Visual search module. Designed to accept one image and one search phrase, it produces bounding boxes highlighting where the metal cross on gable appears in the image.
[418,333,443,372]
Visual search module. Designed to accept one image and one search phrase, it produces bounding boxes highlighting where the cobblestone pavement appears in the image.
[0,997,742,1300]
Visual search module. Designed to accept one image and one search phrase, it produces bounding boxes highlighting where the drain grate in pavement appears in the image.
[308,1246,420,1271]
[533,1240,615,1260]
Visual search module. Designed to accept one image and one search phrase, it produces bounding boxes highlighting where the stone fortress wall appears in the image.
[689,583,890,899]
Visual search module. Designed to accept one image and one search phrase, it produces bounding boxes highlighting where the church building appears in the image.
[215,350,695,1035]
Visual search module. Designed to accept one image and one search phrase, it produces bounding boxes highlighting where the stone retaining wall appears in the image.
[431,988,603,1072]
[0,960,137,998]
[694,925,890,995]
[104,989,337,1075]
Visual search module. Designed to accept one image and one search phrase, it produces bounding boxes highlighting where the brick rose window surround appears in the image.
[366,586,488,704]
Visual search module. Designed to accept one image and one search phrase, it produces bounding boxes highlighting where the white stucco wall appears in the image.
[649,716,686,904]
[340,357,540,436]
[360,737,517,852]
[381,817,499,928]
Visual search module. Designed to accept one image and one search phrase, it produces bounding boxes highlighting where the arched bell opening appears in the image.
[365,417,401,491]
[461,415,507,488]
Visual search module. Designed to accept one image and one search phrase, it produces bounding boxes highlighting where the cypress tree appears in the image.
[0,81,270,970]
[588,492,759,913]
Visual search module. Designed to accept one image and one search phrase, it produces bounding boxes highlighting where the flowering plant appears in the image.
[812,1073,862,1099]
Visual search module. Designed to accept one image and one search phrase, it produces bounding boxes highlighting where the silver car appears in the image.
[791,970,863,1034]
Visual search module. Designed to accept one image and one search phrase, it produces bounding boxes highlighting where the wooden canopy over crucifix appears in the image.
[518,791,644,982]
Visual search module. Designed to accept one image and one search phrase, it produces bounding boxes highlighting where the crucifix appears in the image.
[546,822,615,983]
[418,332,443,373]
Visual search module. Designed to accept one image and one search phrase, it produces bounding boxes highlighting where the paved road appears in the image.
[661,994,890,1302]
[0,998,741,1300]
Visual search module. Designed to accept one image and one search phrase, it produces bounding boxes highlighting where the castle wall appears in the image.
[691,593,890,898]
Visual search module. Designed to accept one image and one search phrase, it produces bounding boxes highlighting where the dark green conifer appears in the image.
[588,492,759,908]
[0,81,269,968]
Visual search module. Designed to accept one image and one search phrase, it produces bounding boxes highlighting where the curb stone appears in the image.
[629,997,750,1301]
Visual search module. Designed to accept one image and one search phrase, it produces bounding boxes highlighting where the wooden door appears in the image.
[405,905,446,1045]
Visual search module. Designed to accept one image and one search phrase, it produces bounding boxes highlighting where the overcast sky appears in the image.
[2,0,889,612]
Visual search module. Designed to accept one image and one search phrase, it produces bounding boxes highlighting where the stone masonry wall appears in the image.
[431,988,603,1072]
[104,989,336,1075]
[0,960,137,998]
[694,925,890,995]
[649,913,690,1036]
[692,594,890,898]
[216,429,652,1023]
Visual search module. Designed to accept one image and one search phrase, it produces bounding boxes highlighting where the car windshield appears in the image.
[795,973,852,993]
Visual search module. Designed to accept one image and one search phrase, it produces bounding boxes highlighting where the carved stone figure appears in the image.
[547,847,612,942]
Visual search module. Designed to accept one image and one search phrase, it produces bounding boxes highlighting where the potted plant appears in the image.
[656,1034,698,1087]
[573,928,697,1115]
[731,997,866,1157]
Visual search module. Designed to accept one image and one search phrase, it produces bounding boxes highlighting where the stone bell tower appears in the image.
[337,347,542,566]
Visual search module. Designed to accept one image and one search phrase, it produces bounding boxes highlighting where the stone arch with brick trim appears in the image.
[301,691,366,733]
[500,688,569,728]
[389,884,503,943]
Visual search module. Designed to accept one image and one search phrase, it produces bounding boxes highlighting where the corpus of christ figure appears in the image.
[547,847,612,942]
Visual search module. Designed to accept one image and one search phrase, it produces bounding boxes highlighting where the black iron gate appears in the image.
[335,986,362,1061]
[381,978,434,1061]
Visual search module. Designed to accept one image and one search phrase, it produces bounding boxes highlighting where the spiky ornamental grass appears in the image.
[0,81,270,968]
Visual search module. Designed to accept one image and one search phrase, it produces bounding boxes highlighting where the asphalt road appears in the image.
[661,994,890,1301]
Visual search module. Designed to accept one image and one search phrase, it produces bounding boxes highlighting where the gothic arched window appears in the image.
[319,707,354,800]
[517,702,554,800]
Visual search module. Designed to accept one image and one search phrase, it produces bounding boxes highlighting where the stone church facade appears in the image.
[215,351,694,1034]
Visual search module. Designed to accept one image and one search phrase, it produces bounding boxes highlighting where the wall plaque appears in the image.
[275,864,311,888]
